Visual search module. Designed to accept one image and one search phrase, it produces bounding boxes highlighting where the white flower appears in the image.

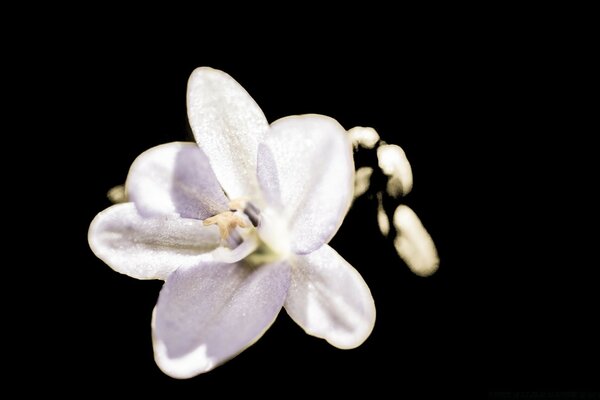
[88,67,375,379]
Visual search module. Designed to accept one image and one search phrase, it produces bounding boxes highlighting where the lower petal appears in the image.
[284,245,375,349]
[152,261,290,378]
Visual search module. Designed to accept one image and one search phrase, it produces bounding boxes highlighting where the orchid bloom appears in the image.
[88,67,375,379]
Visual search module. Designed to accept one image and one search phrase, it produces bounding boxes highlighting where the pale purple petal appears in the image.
[152,261,290,378]
[88,203,220,280]
[126,142,229,219]
[284,245,375,349]
[258,115,354,254]
[187,67,268,201]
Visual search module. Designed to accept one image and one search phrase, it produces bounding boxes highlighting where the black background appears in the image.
[60,49,470,395]
[35,15,597,398]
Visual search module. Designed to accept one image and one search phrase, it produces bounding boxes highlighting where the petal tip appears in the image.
[325,304,376,350]
[188,66,220,80]
[153,341,216,379]
[151,307,216,379]
[285,246,376,351]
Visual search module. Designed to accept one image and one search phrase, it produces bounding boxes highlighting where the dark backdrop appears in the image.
[59,49,467,395]
[41,23,597,397]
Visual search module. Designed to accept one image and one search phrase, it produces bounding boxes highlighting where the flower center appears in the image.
[204,199,291,266]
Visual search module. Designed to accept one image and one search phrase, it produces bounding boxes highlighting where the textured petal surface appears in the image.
[258,115,354,254]
[126,142,229,219]
[88,203,220,280]
[187,67,268,200]
[153,261,290,378]
[284,245,375,349]
[393,205,439,276]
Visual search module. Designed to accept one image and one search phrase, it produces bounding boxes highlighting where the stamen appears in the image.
[228,199,261,227]
[203,211,249,241]
[228,198,248,211]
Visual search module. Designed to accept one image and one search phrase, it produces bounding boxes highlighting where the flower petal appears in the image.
[152,261,290,378]
[88,203,220,280]
[187,67,269,200]
[393,205,439,277]
[258,115,354,254]
[126,142,229,219]
[284,245,375,349]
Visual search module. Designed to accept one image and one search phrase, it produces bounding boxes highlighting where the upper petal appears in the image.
[88,203,220,280]
[284,245,375,349]
[393,205,439,276]
[152,261,290,378]
[187,67,269,200]
[126,142,229,219]
[257,115,354,254]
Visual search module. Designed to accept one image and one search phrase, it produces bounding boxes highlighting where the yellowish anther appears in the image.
[203,211,249,240]
[107,185,127,204]
[228,198,249,211]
